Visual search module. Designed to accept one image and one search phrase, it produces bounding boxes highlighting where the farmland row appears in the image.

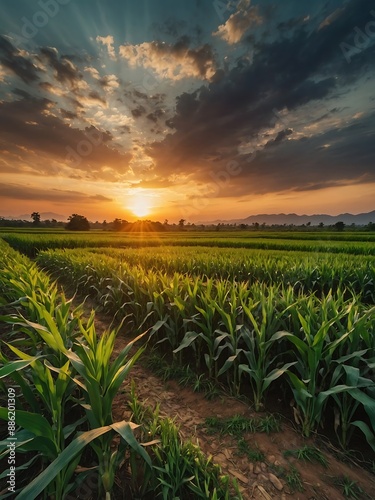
[35,246,375,449]
[84,246,375,302]
[0,240,237,499]
[2,231,375,257]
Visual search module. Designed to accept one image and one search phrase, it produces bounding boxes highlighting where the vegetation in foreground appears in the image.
[0,229,374,497]
[0,240,238,499]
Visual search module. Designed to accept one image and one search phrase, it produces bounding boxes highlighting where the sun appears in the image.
[128,192,153,218]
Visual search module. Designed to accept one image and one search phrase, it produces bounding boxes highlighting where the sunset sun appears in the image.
[128,192,153,218]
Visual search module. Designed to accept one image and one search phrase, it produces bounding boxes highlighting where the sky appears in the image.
[0,0,374,223]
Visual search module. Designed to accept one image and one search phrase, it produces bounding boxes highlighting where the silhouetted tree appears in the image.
[178,219,185,229]
[113,218,128,231]
[31,212,41,226]
[334,221,345,232]
[66,214,90,231]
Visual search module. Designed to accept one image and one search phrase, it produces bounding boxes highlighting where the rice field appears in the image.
[1,230,375,498]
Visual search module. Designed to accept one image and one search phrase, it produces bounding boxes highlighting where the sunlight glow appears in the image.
[128,191,153,218]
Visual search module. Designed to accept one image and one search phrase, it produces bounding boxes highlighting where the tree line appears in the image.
[0,212,374,232]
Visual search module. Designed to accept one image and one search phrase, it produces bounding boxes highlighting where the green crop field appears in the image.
[1,230,375,498]
[1,229,375,257]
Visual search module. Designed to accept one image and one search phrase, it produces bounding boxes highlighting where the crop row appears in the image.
[2,231,375,257]
[0,241,237,499]
[35,247,375,449]
[84,246,375,302]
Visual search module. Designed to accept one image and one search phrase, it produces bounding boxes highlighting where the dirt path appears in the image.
[93,312,375,500]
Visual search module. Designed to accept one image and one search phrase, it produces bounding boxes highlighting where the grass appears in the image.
[284,445,328,467]
[203,414,280,436]
[236,438,265,462]
[285,466,304,492]
[334,476,367,499]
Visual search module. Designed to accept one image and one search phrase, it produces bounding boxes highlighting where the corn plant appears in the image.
[280,296,372,437]
[0,329,81,498]
[330,362,375,451]
[64,314,150,497]
[0,243,151,498]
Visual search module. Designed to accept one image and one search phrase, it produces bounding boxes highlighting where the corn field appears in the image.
[1,230,375,258]
[30,235,375,444]
[0,239,238,499]
[1,231,375,497]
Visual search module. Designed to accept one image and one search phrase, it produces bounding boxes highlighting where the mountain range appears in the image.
[203,210,375,226]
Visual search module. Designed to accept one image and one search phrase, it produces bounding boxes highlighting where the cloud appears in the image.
[0,36,40,83]
[84,66,100,79]
[0,63,6,81]
[147,0,375,192]
[119,37,217,80]
[131,105,146,118]
[98,74,120,91]
[84,90,107,107]
[147,109,165,123]
[39,47,82,88]
[0,93,131,180]
[319,7,345,30]
[0,183,112,203]
[96,35,116,60]
[230,113,375,195]
[213,0,262,45]
[264,128,293,148]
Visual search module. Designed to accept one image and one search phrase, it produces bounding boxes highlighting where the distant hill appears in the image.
[2,212,67,221]
[203,210,375,226]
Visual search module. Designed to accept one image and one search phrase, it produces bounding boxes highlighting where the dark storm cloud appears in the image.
[133,89,148,99]
[0,94,131,178]
[69,97,85,110]
[39,47,82,87]
[119,125,131,134]
[87,90,107,106]
[131,105,146,118]
[147,109,165,123]
[148,0,375,191]
[0,183,112,203]
[264,128,293,148]
[0,35,40,83]
[276,15,310,33]
[221,113,375,197]
[60,109,78,119]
